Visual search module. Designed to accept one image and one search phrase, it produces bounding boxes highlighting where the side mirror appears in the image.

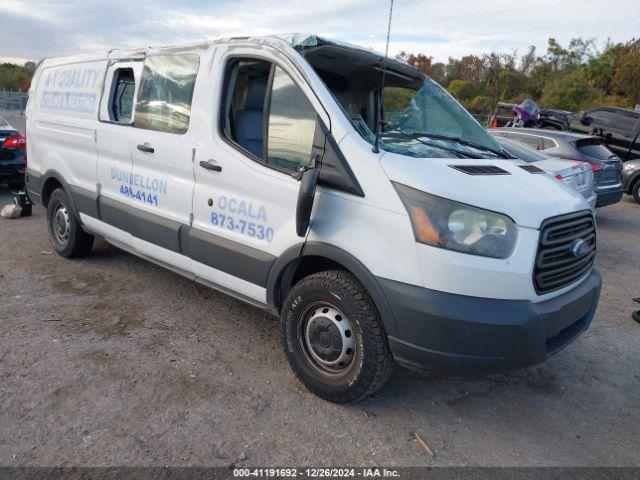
[581,114,592,126]
[295,160,320,237]
[295,118,327,238]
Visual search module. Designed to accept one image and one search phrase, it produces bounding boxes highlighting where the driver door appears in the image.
[190,50,329,303]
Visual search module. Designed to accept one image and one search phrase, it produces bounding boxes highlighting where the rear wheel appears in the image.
[632,180,640,204]
[281,270,393,403]
[47,188,94,257]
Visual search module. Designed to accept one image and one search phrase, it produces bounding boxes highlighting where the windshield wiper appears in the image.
[413,132,508,159]
[384,127,483,159]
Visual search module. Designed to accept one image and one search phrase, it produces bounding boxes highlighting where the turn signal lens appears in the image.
[409,204,444,246]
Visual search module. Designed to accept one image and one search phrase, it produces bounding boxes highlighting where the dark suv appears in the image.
[0,116,26,190]
[491,127,623,207]
[569,107,640,160]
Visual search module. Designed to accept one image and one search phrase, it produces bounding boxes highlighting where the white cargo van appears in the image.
[26,35,601,402]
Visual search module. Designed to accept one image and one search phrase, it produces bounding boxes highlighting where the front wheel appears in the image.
[47,188,94,257]
[281,270,393,403]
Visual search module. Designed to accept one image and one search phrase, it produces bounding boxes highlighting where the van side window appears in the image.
[112,68,135,123]
[135,54,200,135]
[223,59,272,158]
[267,67,317,172]
[222,59,318,174]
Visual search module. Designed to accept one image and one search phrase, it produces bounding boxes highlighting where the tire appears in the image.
[46,188,94,258]
[633,180,640,204]
[281,270,393,403]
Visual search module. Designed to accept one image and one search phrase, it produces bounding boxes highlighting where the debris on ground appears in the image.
[413,432,434,457]
[1,203,21,219]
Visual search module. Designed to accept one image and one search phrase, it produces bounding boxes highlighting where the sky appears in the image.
[0,0,638,64]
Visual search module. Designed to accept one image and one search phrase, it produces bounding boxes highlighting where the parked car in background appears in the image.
[492,135,596,209]
[622,159,640,203]
[0,116,26,190]
[569,106,640,160]
[488,101,573,130]
[491,127,623,208]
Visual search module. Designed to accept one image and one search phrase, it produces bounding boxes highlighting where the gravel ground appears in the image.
[0,185,639,467]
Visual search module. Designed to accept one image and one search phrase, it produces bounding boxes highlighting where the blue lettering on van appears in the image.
[111,168,167,206]
[210,196,273,242]
[40,91,97,113]
[40,67,101,113]
[216,196,267,221]
[43,68,99,89]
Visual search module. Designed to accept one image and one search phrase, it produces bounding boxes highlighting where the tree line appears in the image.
[0,62,37,92]
[397,37,640,114]
[1,37,638,114]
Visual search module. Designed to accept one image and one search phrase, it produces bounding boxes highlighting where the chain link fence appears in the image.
[0,90,29,113]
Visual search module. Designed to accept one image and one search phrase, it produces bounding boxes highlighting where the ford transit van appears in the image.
[25,35,601,403]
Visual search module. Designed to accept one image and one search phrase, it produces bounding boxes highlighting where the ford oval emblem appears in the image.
[571,239,588,257]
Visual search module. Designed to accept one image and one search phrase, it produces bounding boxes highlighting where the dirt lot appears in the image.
[0,184,639,467]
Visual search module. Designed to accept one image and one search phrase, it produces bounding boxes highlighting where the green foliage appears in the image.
[540,69,597,111]
[0,63,33,92]
[467,95,493,114]
[398,37,639,114]
[383,87,414,121]
[447,79,476,103]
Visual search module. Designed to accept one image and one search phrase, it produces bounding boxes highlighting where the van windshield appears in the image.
[302,43,503,159]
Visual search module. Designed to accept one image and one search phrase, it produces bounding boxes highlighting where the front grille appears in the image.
[534,211,596,294]
[449,165,511,175]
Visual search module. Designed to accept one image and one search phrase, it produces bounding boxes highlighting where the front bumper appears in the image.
[382,269,601,376]
[595,183,623,207]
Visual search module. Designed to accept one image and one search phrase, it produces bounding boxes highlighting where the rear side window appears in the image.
[576,140,615,160]
[135,54,200,134]
[499,138,549,163]
[541,137,557,150]
[615,113,639,132]
[112,68,135,123]
[588,110,617,128]
[509,133,541,150]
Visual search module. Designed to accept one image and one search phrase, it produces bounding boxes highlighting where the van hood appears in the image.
[380,152,589,229]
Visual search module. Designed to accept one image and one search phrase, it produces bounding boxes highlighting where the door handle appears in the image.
[200,159,222,172]
[137,143,154,153]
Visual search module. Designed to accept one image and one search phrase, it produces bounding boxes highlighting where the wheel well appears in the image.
[276,255,348,309]
[42,177,63,207]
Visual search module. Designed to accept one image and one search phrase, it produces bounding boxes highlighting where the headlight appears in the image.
[394,182,518,259]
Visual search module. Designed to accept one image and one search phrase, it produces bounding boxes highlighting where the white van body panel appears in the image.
[190,42,330,263]
[80,213,268,304]
[30,59,106,195]
[96,60,143,214]
[26,35,602,382]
